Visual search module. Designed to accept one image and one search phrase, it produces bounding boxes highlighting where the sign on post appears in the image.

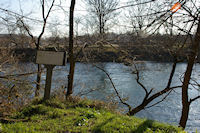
[36,50,67,100]
[36,50,66,66]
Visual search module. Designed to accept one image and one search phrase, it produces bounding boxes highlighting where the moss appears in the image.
[2,98,186,133]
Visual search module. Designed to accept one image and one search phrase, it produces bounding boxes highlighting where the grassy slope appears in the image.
[1,98,185,133]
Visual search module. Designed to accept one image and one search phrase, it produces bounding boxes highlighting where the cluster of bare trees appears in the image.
[0,0,200,130]
[84,0,119,35]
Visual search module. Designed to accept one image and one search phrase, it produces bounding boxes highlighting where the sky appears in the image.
[0,0,199,37]
[0,0,132,36]
[0,0,85,36]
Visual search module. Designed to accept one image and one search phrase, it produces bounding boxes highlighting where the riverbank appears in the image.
[9,47,187,63]
[1,97,185,133]
[0,33,194,63]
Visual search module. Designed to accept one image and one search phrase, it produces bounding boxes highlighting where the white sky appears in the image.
[0,0,132,36]
[0,0,199,37]
[0,0,85,36]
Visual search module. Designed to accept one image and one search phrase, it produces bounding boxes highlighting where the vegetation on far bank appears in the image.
[0,34,192,63]
[1,97,185,133]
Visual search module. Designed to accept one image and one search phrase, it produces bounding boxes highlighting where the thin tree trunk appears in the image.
[99,15,102,34]
[179,19,200,129]
[102,20,105,34]
[23,0,55,98]
[179,102,190,129]
[66,0,76,98]
[35,41,41,97]
[35,64,41,97]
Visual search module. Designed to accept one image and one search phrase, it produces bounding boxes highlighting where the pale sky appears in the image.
[0,0,87,36]
[0,0,199,37]
[0,0,134,36]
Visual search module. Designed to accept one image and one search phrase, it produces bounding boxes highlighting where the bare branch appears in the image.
[37,0,55,48]
[134,66,149,97]
[42,0,45,20]
[113,0,157,11]
[166,60,177,88]
[94,64,132,111]
[19,19,35,41]
[145,89,173,109]
[189,95,200,103]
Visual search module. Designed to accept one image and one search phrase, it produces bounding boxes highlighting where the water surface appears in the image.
[2,62,200,131]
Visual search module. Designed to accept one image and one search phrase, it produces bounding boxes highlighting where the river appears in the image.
[2,62,200,132]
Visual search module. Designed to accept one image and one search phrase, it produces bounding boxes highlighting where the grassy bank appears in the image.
[1,97,185,133]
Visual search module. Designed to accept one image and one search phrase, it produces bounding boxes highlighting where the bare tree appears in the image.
[18,0,55,97]
[179,18,200,128]
[66,0,76,98]
[74,17,82,36]
[125,0,152,36]
[85,0,119,34]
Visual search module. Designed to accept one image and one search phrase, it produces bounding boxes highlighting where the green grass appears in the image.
[1,98,185,133]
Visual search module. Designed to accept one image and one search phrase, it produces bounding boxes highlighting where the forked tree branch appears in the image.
[37,0,55,49]
[100,41,181,112]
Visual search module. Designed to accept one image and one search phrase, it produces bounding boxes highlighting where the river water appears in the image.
[3,62,200,132]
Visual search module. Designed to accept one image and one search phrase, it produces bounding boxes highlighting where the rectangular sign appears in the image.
[36,50,66,66]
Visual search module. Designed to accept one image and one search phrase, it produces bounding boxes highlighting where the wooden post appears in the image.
[35,50,66,101]
[43,65,55,101]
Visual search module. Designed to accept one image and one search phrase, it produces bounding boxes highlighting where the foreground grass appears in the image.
[1,98,185,133]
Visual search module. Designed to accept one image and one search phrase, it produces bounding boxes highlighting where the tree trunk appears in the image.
[99,15,102,34]
[35,61,41,97]
[35,36,42,98]
[179,102,190,129]
[179,18,200,128]
[66,0,76,99]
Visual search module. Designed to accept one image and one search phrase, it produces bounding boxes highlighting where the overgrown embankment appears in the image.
[1,97,185,133]
[7,46,186,63]
[0,34,195,63]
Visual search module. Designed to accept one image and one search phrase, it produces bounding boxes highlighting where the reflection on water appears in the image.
[2,62,200,131]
